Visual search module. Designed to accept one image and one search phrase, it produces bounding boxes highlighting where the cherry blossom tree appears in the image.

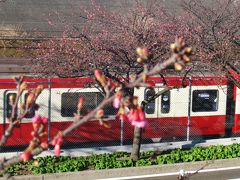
[181,0,240,72]
[32,1,191,78]
[0,38,192,177]
[31,0,193,160]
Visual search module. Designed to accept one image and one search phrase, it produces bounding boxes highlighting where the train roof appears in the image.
[0,73,237,89]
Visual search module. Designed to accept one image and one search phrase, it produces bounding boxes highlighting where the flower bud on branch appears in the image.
[9,95,16,105]
[94,69,107,86]
[170,38,192,71]
[52,132,63,157]
[26,93,35,109]
[136,47,148,62]
[35,85,44,96]
[19,82,28,93]
[113,91,123,109]
[77,97,84,115]
[19,151,31,162]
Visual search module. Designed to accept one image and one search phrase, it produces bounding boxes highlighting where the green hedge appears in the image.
[5,143,240,176]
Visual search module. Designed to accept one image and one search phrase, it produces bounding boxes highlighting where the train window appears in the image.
[6,93,17,118]
[61,92,117,117]
[161,91,170,114]
[144,88,155,114]
[192,90,218,112]
[24,93,35,118]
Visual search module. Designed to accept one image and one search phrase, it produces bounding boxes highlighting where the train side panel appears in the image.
[0,76,235,147]
[49,87,121,144]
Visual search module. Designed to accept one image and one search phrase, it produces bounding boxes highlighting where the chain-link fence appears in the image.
[0,77,239,150]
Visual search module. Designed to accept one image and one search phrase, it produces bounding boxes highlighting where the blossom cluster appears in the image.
[116,96,147,128]
[170,38,192,71]
[51,132,63,157]
[20,115,49,161]
[93,69,147,128]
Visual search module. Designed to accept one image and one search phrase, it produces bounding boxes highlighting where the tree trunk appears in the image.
[130,126,142,160]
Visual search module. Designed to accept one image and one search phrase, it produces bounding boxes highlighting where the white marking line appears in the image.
[97,166,240,180]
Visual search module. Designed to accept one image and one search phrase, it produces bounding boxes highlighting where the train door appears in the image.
[133,87,159,142]
[2,90,23,146]
[156,87,189,140]
[135,86,189,141]
[2,90,40,146]
[3,90,18,130]
[143,87,159,120]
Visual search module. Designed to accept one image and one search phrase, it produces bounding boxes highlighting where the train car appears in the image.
[135,76,229,141]
[0,73,239,148]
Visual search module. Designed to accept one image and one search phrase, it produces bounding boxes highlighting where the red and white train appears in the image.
[0,70,239,147]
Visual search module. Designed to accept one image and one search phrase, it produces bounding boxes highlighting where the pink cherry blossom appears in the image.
[113,92,122,109]
[77,97,84,111]
[19,151,31,162]
[32,115,42,124]
[31,131,38,137]
[42,117,48,124]
[131,120,147,128]
[41,142,49,150]
[94,69,102,79]
[52,135,63,156]
[54,144,61,156]
[127,108,147,128]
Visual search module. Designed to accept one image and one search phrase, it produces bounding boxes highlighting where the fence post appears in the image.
[48,79,52,142]
[120,119,124,146]
[187,76,192,141]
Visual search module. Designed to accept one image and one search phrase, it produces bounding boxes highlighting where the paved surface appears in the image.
[118,169,240,180]
[1,137,240,159]
[2,158,240,180]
